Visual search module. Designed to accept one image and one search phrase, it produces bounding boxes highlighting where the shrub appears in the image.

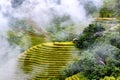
[110,38,120,49]
[63,43,120,79]
[75,23,105,49]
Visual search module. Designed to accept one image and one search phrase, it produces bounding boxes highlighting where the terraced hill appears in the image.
[65,73,88,80]
[18,42,78,80]
[65,74,80,80]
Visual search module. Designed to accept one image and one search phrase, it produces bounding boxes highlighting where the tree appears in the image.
[75,24,105,49]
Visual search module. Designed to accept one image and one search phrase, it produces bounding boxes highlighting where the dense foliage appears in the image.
[75,23,105,49]
[110,38,120,49]
[62,23,120,79]
[99,7,114,18]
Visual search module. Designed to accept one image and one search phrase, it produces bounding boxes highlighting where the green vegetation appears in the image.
[117,25,120,34]
[75,23,105,49]
[110,38,120,49]
[65,73,87,80]
[100,76,120,80]
[7,30,24,46]
[7,20,46,52]
[47,77,59,80]
[99,7,114,18]
[10,1,120,79]
[7,30,30,52]
[98,0,120,19]
[62,23,120,79]
[17,19,120,80]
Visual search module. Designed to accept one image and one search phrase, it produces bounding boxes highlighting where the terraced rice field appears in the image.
[65,74,80,80]
[18,42,78,80]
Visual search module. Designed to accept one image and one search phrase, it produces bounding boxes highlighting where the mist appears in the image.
[0,0,103,79]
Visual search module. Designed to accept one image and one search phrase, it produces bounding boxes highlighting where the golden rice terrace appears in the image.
[18,42,78,80]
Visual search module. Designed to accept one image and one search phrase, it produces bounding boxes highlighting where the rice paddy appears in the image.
[18,42,78,79]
